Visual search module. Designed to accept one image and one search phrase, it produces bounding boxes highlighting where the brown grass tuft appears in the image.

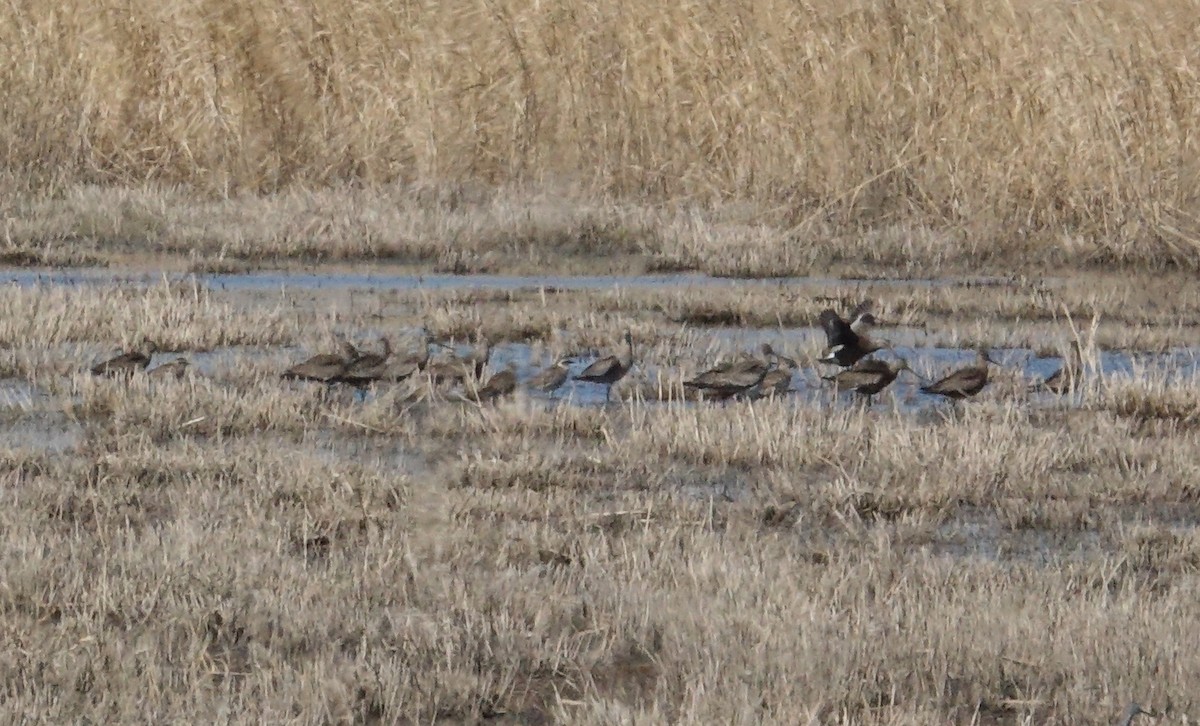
[3,0,1200,268]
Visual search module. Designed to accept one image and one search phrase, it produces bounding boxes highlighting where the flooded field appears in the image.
[0,266,1195,723]
[1,267,1022,292]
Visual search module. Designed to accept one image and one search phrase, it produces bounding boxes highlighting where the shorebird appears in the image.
[428,333,491,385]
[464,335,492,381]
[575,330,634,403]
[817,301,883,367]
[335,337,392,387]
[685,343,778,400]
[147,357,189,380]
[823,357,913,404]
[281,341,358,382]
[529,356,572,395]
[1031,340,1083,394]
[471,363,518,403]
[424,358,471,387]
[762,343,799,370]
[387,328,438,382]
[749,353,798,399]
[91,338,157,377]
[921,348,996,400]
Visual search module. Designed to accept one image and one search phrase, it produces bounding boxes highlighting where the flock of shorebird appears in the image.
[86,300,1084,406]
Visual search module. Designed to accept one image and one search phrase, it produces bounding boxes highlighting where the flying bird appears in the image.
[817,301,883,367]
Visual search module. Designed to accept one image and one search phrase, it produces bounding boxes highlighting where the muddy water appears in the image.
[2,267,1017,293]
[114,329,1200,410]
[410,338,1200,409]
[4,266,1197,413]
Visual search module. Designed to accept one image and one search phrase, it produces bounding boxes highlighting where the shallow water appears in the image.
[0,410,82,454]
[0,379,45,410]
[33,338,1188,485]
[44,325,1200,416]
[6,265,1196,412]
[431,338,1200,410]
[0,267,1019,293]
[171,335,1200,411]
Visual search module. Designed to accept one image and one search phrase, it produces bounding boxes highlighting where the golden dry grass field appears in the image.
[2,0,1200,722]
[3,0,1200,271]
[0,274,1193,723]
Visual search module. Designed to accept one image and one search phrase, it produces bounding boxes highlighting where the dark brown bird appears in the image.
[921,348,996,400]
[91,338,157,377]
[750,353,798,399]
[529,356,572,395]
[281,341,358,382]
[428,333,491,385]
[575,330,634,403]
[471,363,518,402]
[1031,341,1082,394]
[147,357,189,380]
[818,301,882,367]
[424,358,471,387]
[823,357,913,403]
[762,343,799,370]
[335,337,392,387]
[386,328,438,382]
[685,343,777,399]
[464,335,492,381]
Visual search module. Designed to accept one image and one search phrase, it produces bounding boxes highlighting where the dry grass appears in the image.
[0,276,1196,721]
[4,0,1200,269]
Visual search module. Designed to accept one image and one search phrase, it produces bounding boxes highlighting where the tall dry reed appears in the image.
[3,0,1200,264]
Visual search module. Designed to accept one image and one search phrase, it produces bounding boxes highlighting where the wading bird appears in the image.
[921,348,996,400]
[817,301,883,367]
[1031,340,1083,394]
[336,337,392,387]
[387,328,438,382]
[749,353,798,399]
[823,357,913,404]
[529,356,572,395]
[464,335,492,382]
[282,341,358,383]
[575,330,634,403]
[148,357,190,380]
[91,338,157,377]
[685,343,779,400]
[471,363,518,403]
[428,333,491,386]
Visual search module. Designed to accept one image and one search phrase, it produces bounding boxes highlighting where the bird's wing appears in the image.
[849,358,889,374]
[531,365,567,390]
[818,310,856,347]
[932,368,985,393]
[577,355,617,380]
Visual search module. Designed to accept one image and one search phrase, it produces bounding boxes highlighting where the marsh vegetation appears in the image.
[4,0,1200,272]
[0,272,1193,723]
[3,0,1200,720]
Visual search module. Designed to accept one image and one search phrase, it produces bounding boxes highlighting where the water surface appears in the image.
[1,267,1023,293]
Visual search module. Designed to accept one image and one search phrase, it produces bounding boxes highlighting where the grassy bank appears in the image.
[3,0,1200,269]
